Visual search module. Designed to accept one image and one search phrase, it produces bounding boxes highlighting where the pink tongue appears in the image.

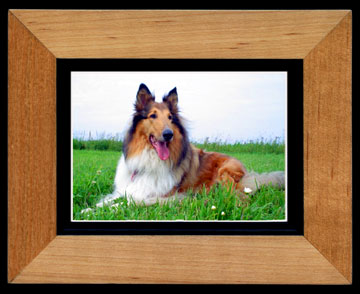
[154,141,170,160]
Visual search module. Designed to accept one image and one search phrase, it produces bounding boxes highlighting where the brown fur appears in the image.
[175,147,247,195]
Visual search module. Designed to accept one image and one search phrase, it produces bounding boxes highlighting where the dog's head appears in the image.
[123,83,187,162]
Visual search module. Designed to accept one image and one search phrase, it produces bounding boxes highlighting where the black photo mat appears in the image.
[57,59,303,235]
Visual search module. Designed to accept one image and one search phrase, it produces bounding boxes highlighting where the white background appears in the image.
[72,72,287,143]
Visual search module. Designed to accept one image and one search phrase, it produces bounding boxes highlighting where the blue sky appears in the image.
[72,71,286,143]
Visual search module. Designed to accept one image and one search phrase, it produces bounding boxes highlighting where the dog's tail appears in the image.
[240,171,285,193]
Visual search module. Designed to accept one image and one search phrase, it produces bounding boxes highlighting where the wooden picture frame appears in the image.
[8,10,352,284]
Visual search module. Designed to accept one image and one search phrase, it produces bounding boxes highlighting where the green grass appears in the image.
[73,144,285,221]
[72,150,119,210]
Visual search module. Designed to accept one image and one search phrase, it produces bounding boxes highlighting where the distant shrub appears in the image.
[93,140,110,151]
[73,138,123,152]
[193,137,285,154]
[73,139,86,150]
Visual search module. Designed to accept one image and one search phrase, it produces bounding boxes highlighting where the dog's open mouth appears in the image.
[149,135,170,161]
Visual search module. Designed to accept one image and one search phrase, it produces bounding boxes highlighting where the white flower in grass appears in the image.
[243,187,252,194]
[96,170,102,175]
[91,180,96,184]
[211,205,216,210]
[221,211,226,216]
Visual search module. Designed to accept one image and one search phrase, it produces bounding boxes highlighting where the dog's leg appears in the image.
[96,192,124,208]
[240,171,285,193]
[126,193,186,206]
[80,192,124,214]
[217,158,246,186]
[215,158,251,200]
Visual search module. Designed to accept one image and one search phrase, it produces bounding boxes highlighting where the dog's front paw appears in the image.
[80,207,93,214]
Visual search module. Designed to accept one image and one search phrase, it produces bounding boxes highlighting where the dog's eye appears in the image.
[168,115,172,120]
[149,113,157,119]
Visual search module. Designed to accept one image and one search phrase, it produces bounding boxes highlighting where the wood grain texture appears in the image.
[11,10,349,59]
[8,12,57,281]
[304,13,352,282]
[7,10,352,284]
[12,236,349,284]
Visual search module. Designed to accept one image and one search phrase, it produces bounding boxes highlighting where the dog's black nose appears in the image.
[162,129,173,142]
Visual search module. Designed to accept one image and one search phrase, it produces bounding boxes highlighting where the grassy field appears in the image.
[73,140,285,221]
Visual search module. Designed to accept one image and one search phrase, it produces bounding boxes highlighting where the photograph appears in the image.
[71,71,287,221]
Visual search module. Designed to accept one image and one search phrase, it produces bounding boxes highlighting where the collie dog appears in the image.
[96,84,285,207]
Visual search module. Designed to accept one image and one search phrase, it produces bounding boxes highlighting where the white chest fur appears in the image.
[110,148,181,205]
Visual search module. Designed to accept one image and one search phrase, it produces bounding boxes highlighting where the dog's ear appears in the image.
[163,87,178,114]
[135,83,154,112]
